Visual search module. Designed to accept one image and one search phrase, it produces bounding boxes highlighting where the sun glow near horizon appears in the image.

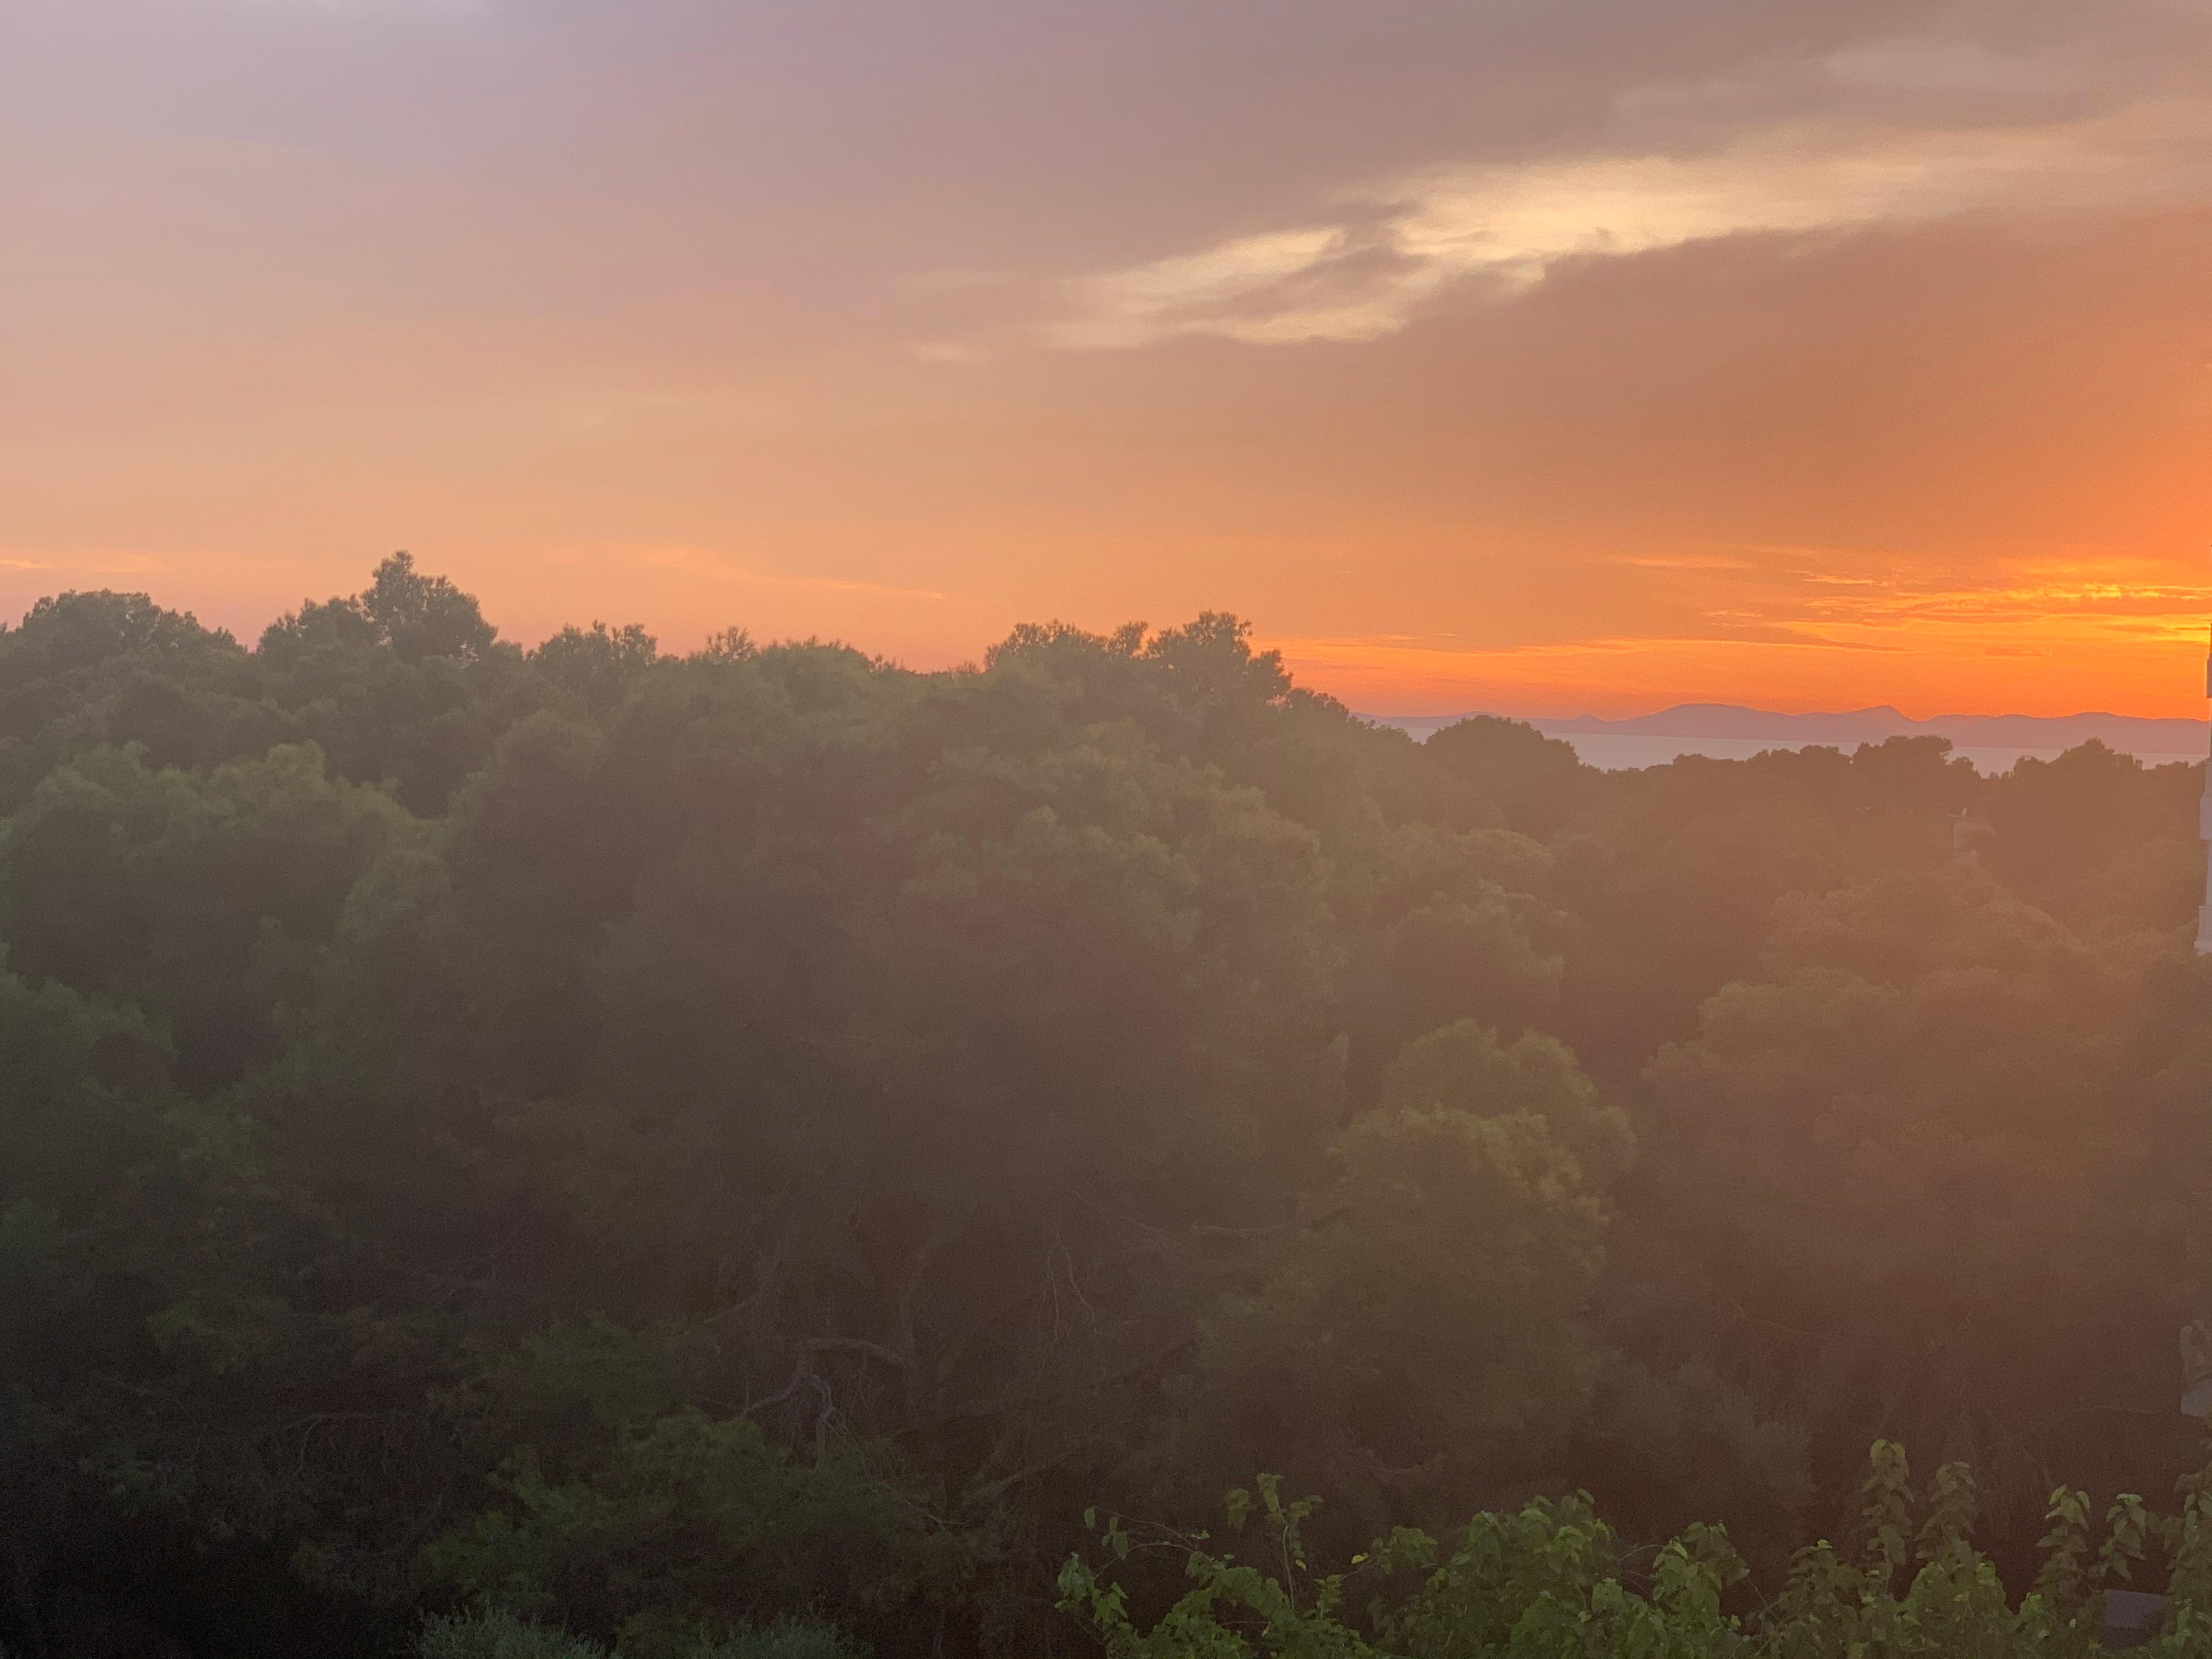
[4,0,2210,721]
[1270,554,2212,719]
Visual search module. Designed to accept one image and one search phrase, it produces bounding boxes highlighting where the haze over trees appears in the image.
[3,556,2210,1657]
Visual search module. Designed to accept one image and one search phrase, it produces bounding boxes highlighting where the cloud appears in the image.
[631,547,956,606]
[0,549,161,578]
[1031,98,2212,349]
[7,0,2209,716]
[198,0,476,10]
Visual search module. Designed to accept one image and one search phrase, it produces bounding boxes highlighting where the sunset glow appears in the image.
[6,0,2210,716]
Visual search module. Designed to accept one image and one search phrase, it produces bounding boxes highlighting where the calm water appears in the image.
[1552,733,2202,775]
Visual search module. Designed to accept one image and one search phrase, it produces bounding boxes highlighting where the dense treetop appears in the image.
[1,557,2208,1657]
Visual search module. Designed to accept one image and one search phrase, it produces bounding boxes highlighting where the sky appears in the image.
[4,0,2210,717]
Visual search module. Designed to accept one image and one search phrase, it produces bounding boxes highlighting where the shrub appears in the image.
[1058,1447,2212,1656]
[417,1609,612,1659]
[416,1610,865,1659]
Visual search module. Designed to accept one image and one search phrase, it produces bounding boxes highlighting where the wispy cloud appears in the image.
[1268,552,2212,710]
[1020,99,2212,351]
[632,547,955,605]
[0,549,162,578]
[201,0,477,11]
[1795,573,2212,635]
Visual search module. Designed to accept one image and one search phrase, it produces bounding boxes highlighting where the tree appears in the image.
[1171,1023,1626,1542]
[1629,870,2204,1547]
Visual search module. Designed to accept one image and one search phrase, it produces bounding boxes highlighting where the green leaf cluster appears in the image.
[0,561,2207,1654]
[1063,1444,2212,1657]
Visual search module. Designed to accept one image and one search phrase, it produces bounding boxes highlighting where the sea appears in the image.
[1548,733,2200,776]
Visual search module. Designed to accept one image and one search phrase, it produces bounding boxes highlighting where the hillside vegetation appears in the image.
[3,557,2211,1656]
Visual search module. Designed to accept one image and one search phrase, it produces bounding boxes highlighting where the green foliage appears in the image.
[0,589,267,811]
[420,1610,615,1658]
[1064,1446,2212,1656]
[1181,1022,1622,1512]
[1061,1482,1747,1658]
[415,1609,865,1659]
[533,623,662,714]
[1633,867,2205,1521]
[0,741,409,1085]
[424,1411,928,1658]
[1859,1440,1914,1594]
[0,557,2208,1654]
[688,1622,868,1659]
[2036,1487,2095,1613]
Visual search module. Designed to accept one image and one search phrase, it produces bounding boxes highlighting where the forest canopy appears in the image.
[3,556,2211,1657]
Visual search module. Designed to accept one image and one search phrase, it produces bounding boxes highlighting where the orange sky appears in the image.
[4,0,2210,718]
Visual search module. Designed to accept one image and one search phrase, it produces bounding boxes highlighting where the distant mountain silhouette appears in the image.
[1371,703,2210,760]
